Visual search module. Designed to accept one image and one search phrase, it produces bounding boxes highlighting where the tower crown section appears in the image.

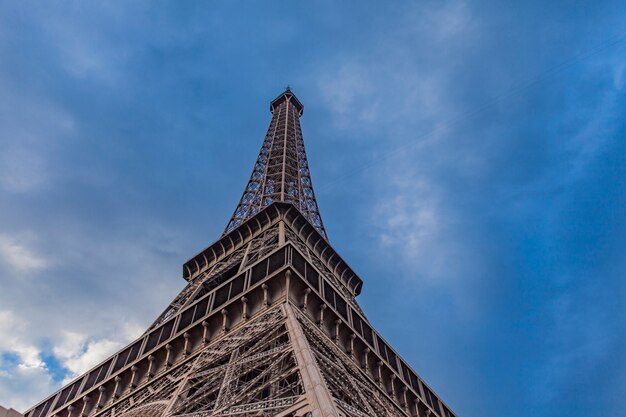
[270,89,304,116]
[225,89,326,239]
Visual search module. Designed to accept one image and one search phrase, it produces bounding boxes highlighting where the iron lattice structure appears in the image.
[225,89,326,239]
[26,90,458,417]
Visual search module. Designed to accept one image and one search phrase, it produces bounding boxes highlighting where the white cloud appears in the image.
[121,322,145,342]
[0,362,54,412]
[0,309,145,409]
[0,311,43,368]
[0,235,49,273]
[0,310,55,411]
[0,203,184,406]
[53,331,123,383]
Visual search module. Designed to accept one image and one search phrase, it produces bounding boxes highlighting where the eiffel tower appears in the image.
[25,89,457,417]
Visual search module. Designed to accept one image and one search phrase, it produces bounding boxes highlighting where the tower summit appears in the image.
[26,91,457,417]
[225,89,326,239]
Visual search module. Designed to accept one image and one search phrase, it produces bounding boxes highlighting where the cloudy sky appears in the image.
[1,1,625,416]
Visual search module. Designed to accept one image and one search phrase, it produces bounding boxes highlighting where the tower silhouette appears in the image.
[26,90,457,417]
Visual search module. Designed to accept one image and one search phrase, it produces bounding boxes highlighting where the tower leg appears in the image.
[285,303,339,417]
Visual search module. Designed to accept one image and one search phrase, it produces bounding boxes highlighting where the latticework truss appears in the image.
[225,89,326,239]
[95,307,305,417]
[294,308,406,417]
[170,308,303,416]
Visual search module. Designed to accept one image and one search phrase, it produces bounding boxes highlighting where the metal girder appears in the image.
[294,308,408,417]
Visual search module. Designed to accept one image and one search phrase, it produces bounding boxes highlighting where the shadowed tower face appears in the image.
[25,90,457,417]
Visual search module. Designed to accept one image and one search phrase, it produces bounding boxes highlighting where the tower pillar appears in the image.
[284,303,340,417]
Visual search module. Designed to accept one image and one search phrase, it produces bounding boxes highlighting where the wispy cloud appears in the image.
[0,235,48,272]
[0,85,76,193]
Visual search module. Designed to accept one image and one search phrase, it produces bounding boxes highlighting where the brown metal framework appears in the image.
[225,89,327,239]
[25,91,458,417]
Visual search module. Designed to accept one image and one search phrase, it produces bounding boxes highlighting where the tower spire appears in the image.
[225,89,327,239]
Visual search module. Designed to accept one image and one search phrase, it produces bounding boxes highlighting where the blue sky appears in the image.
[0,1,625,416]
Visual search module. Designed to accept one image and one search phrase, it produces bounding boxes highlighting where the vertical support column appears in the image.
[221,309,229,333]
[284,304,339,417]
[79,396,90,417]
[401,386,409,411]
[130,366,139,388]
[96,386,106,409]
[317,304,326,327]
[278,220,286,246]
[147,355,156,378]
[202,320,210,344]
[332,319,341,341]
[301,288,311,310]
[165,344,173,368]
[241,297,249,320]
[347,334,356,358]
[113,376,122,399]
[183,332,191,357]
[361,347,371,371]
[285,270,292,300]
[280,101,290,201]
[262,284,270,307]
